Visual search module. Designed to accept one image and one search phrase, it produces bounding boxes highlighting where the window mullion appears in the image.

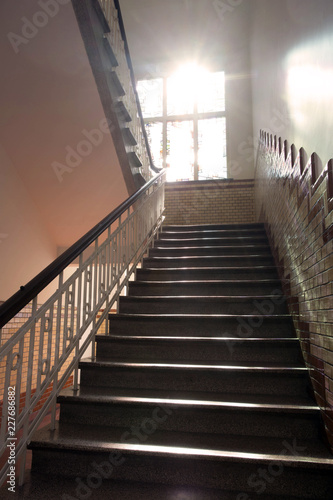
[193,99,199,181]
[163,77,168,171]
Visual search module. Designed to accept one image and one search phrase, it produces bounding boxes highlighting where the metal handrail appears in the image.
[0,171,164,329]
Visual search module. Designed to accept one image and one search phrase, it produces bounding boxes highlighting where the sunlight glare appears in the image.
[167,63,209,116]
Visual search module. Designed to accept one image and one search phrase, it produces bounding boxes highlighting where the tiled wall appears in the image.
[164,179,255,225]
[255,131,333,449]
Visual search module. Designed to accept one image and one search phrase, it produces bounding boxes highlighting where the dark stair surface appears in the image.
[14,223,333,499]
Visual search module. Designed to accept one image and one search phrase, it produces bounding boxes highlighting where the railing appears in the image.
[0,171,165,487]
[99,0,159,178]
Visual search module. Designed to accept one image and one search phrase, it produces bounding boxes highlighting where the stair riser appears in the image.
[31,449,333,499]
[79,366,309,396]
[129,283,283,297]
[96,339,302,363]
[108,317,295,338]
[155,237,269,247]
[59,403,320,440]
[149,247,271,257]
[143,256,275,268]
[119,298,289,315]
[136,268,279,281]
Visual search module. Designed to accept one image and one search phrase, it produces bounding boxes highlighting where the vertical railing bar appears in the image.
[18,297,37,485]
[36,312,47,396]
[62,285,70,358]
[51,273,63,430]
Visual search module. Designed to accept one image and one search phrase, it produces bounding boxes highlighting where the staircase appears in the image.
[23,223,333,498]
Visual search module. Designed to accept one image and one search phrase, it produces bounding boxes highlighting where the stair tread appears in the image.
[79,357,306,371]
[146,254,273,259]
[58,386,319,412]
[153,245,271,250]
[121,295,284,300]
[132,279,282,284]
[29,422,333,466]
[140,266,277,271]
[110,313,292,318]
[0,478,310,500]
[98,335,298,342]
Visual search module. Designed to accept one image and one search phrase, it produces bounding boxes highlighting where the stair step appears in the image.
[96,335,302,363]
[162,223,265,231]
[136,266,279,280]
[119,296,288,314]
[150,245,272,257]
[129,280,283,297]
[109,313,295,337]
[1,477,314,500]
[143,255,275,268]
[155,236,269,247]
[160,229,267,239]
[59,386,320,439]
[29,422,333,498]
[79,358,309,396]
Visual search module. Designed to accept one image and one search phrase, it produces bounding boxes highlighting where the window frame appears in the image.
[138,71,227,181]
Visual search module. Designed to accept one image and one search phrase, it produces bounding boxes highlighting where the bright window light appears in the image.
[137,63,227,181]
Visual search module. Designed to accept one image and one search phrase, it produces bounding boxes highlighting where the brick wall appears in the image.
[164,179,255,225]
[255,132,333,449]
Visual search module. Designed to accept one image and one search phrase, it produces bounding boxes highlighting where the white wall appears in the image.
[251,0,333,169]
[0,0,130,302]
[0,145,56,301]
[119,0,255,179]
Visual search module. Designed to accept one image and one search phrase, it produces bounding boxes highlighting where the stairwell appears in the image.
[12,223,333,499]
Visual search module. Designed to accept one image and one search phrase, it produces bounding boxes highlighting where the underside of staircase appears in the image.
[8,223,333,498]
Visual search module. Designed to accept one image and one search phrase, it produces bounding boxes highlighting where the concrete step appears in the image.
[155,236,269,247]
[79,359,310,396]
[119,296,289,315]
[160,228,267,239]
[128,280,283,297]
[29,422,333,498]
[3,476,319,500]
[142,254,275,268]
[149,245,272,257]
[95,335,302,363]
[58,386,321,440]
[136,266,279,281]
[108,314,295,338]
[162,223,265,231]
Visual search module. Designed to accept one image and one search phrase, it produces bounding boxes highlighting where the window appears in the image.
[137,64,227,182]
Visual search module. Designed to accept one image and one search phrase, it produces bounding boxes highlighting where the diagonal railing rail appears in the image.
[0,171,165,487]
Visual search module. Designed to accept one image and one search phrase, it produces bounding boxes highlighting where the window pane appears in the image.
[198,72,225,113]
[167,121,194,181]
[137,79,163,118]
[198,118,227,180]
[167,74,195,116]
[145,122,163,170]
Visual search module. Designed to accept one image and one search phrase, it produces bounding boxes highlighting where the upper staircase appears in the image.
[10,223,333,499]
